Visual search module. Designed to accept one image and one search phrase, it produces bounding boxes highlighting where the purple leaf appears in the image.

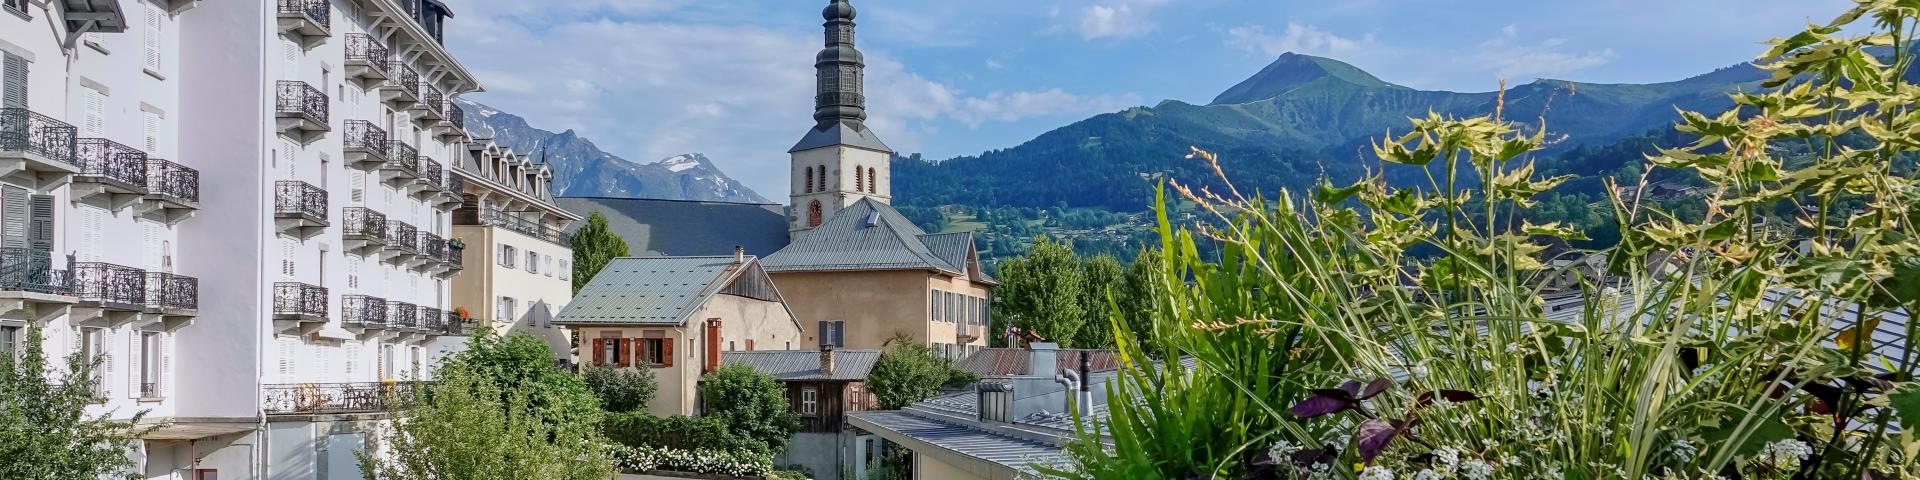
[1414,390,1480,409]
[1290,445,1339,467]
[1290,395,1351,418]
[1338,380,1364,396]
[1359,378,1393,400]
[1354,419,1401,462]
[1310,388,1357,401]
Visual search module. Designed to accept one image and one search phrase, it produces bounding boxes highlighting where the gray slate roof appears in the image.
[555,256,747,326]
[723,349,881,381]
[761,198,963,276]
[790,121,892,154]
[848,410,1067,476]
[557,197,791,258]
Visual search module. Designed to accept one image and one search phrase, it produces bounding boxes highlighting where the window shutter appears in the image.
[82,88,105,138]
[817,321,827,346]
[351,171,364,204]
[590,338,605,366]
[834,322,845,348]
[617,339,632,367]
[2,186,26,249]
[27,195,51,252]
[1,52,25,109]
[160,334,172,398]
[661,339,673,367]
[143,221,162,271]
[282,40,298,79]
[143,4,162,71]
[80,207,101,262]
[126,332,138,398]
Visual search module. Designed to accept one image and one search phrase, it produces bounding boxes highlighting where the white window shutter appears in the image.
[143,111,160,153]
[316,344,331,382]
[281,239,296,279]
[281,140,298,178]
[351,171,365,204]
[83,88,105,138]
[2,52,27,110]
[160,334,172,398]
[282,40,298,79]
[143,221,162,271]
[278,337,295,380]
[142,4,161,71]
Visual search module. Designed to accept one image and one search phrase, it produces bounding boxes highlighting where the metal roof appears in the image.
[555,256,746,326]
[762,198,962,275]
[790,121,892,154]
[723,349,881,381]
[847,410,1067,478]
[956,348,1120,378]
[558,197,790,258]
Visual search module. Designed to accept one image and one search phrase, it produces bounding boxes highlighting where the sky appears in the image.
[437,0,1851,199]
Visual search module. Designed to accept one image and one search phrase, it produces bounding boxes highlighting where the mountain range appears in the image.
[456,99,772,204]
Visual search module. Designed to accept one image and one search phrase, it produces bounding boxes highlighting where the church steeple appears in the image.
[788,0,893,240]
[815,0,866,129]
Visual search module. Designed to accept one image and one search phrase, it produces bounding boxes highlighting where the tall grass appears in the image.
[1045,2,1920,479]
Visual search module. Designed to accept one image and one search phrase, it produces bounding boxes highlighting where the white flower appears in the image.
[1410,469,1442,480]
[1267,440,1297,460]
[1669,439,1698,463]
[1754,439,1811,469]
[1359,465,1396,480]
[1411,363,1431,379]
[1459,458,1494,480]
[1432,447,1461,474]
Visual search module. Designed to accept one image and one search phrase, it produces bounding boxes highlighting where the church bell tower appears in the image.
[789,0,893,239]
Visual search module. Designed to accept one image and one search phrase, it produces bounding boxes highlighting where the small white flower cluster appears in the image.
[1360,465,1396,480]
[1669,438,1698,463]
[1753,439,1811,470]
[1458,458,1494,480]
[604,443,775,477]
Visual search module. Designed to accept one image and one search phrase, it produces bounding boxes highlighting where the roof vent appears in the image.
[864,211,881,228]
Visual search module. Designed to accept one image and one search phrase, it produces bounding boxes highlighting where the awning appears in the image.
[140,422,255,441]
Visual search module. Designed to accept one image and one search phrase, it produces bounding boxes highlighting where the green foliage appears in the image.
[360,354,609,480]
[606,443,776,477]
[1072,255,1126,348]
[868,334,972,410]
[601,412,755,453]
[454,332,601,430]
[1115,248,1161,346]
[698,363,799,455]
[994,236,1087,345]
[581,365,658,413]
[571,211,630,294]
[0,324,146,480]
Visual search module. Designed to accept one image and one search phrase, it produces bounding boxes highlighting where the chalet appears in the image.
[724,346,880,480]
[555,249,803,416]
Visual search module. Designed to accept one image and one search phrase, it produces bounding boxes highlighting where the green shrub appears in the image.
[869,334,974,410]
[605,443,775,477]
[581,365,658,413]
[601,412,756,453]
[699,364,800,455]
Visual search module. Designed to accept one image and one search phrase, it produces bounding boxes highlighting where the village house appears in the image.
[724,346,880,480]
[554,250,802,415]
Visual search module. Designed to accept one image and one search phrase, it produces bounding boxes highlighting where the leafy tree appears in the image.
[1115,248,1162,345]
[359,363,609,480]
[1072,255,1125,348]
[867,334,975,410]
[698,363,799,455]
[456,332,601,432]
[994,236,1087,346]
[570,211,630,293]
[0,324,148,480]
[581,365,658,413]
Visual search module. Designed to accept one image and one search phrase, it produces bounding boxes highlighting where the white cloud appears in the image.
[1072,0,1170,39]
[1225,23,1376,59]
[1473,25,1615,80]
[953,89,1141,127]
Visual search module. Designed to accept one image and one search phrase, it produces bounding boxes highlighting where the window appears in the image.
[2,0,28,19]
[142,3,162,72]
[727,341,735,351]
[497,296,516,323]
[868,167,877,193]
[2,52,26,109]
[0,325,19,361]
[816,321,846,348]
[803,167,813,194]
[854,166,863,193]
[930,290,942,323]
[526,251,538,273]
[500,244,517,268]
[560,260,570,281]
[816,165,826,192]
[82,87,105,137]
[639,338,666,366]
[800,387,818,415]
[545,255,554,277]
[599,337,619,366]
[80,327,106,397]
[139,332,162,398]
[806,201,823,228]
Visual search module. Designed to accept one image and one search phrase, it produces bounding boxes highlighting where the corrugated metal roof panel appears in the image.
[723,349,882,381]
[554,256,743,326]
[956,348,1121,377]
[762,198,960,275]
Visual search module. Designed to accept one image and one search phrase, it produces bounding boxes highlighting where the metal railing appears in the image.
[345,33,388,68]
[0,108,78,164]
[467,209,572,246]
[419,307,443,333]
[444,311,471,335]
[343,294,388,327]
[417,156,442,189]
[276,0,330,29]
[143,272,196,311]
[273,181,327,222]
[386,62,420,97]
[418,232,446,261]
[386,221,418,253]
[343,207,387,240]
[446,103,465,131]
[386,141,418,174]
[343,120,388,158]
[73,262,145,306]
[272,282,327,318]
[446,243,464,269]
[0,247,69,294]
[146,159,199,204]
[388,302,418,330]
[419,84,445,113]
[275,81,328,126]
[140,382,159,399]
[263,381,419,415]
[74,138,149,190]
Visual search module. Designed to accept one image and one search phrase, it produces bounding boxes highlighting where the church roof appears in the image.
[762,198,964,276]
[557,197,791,257]
[919,232,996,284]
[789,121,893,154]
[556,256,780,326]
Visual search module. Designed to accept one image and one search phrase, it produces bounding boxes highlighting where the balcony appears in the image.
[434,175,466,210]
[344,34,390,85]
[342,294,389,331]
[433,102,467,140]
[263,381,418,416]
[416,307,444,340]
[342,120,389,171]
[381,221,418,264]
[380,62,420,108]
[72,262,146,325]
[412,84,445,123]
[273,181,328,239]
[276,0,329,47]
[463,208,573,247]
[272,282,327,327]
[413,231,445,272]
[275,81,329,143]
[0,108,82,190]
[387,301,418,333]
[380,141,418,187]
[437,241,464,279]
[0,248,75,316]
[140,272,196,329]
[342,207,387,255]
[442,311,473,336]
[72,138,149,211]
[140,159,199,224]
[409,156,442,198]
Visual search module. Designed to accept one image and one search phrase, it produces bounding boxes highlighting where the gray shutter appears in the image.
[1,52,25,109]
[833,321,846,348]
[1,186,24,249]
[28,194,53,251]
[817,321,827,346]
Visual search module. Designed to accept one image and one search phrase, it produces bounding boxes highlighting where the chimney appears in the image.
[733,245,745,264]
[1026,342,1058,377]
[819,344,836,375]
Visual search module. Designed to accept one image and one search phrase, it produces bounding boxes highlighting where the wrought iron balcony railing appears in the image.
[388,302,418,330]
[145,159,199,205]
[263,381,418,415]
[276,0,329,30]
[0,247,70,295]
[0,108,78,165]
[385,221,418,253]
[275,81,328,126]
[343,294,388,327]
[272,282,327,319]
[345,34,388,69]
[418,232,446,261]
[273,181,327,223]
[385,141,418,174]
[73,262,146,307]
[419,307,443,333]
[143,272,197,312]
[419,85,445,113]
[417,156,442,189]
[444,311,471,335]
[466,209,573,246]
[446,103,466,131]
[343,207,387,240]
[74,138,149,191]
[343,120,389,159]
[385,62,420,97]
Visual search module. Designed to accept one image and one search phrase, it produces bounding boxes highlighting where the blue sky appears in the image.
[438,0,1849,198]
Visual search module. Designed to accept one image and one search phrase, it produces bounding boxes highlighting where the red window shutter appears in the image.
[591,339,605,366]
[618,339,633,367]
[662,339,675,368]
[746,339,755,351]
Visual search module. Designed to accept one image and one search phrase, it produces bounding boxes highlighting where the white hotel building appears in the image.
[2,0,484,477]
